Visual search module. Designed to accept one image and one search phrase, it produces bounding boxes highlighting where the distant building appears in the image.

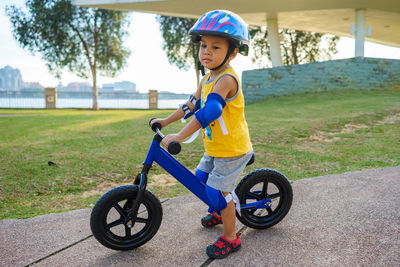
[102,81,136,92]
[21,82,44,90]
[0,66,23,90]
[66,82,92,92]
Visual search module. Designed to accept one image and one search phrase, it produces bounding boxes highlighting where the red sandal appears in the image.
[206,234,241,259]
[201,212,223,228]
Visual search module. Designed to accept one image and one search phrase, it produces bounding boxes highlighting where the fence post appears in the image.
[149,89,158,109]
[45,87,57,109]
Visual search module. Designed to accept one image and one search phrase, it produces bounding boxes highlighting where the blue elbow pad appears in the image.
[195,93,226,128]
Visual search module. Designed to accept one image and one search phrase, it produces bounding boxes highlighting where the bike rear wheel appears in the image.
[235,169,293,229]
[90,185,162,250]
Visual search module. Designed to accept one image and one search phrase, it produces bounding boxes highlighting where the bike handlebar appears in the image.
[149,119,181,155]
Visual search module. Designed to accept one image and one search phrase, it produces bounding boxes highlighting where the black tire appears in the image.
[90,185,162,250]
[235,169,293,229]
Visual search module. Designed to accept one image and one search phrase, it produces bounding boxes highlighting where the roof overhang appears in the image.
[73,0,400,48]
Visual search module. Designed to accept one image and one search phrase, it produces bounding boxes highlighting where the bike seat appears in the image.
[246,153,255,166]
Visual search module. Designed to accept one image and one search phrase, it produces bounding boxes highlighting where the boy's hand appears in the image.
[159,115,201,148]
[150,118,167,129]
[162,133,184,148]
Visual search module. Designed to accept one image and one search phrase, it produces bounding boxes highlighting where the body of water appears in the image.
[0,97,182,109]
[0,91,187,109]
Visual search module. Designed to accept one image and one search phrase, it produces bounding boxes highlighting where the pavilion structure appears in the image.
[74,0,400,67]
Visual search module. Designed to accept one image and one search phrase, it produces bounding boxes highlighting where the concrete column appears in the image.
[148,90,158,109]
[45,87,57,109]
[355,9,366,57]
[266,17,283,67]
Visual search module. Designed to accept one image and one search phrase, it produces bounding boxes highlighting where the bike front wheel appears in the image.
[235,169,293,229]
[90,185,162,250]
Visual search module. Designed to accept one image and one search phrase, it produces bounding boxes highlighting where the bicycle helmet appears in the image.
[189,10,250,73]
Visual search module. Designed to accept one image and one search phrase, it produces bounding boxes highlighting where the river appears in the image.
[0,91,187,109]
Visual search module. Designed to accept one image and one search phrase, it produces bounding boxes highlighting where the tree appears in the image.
[6,0,130,110]
[156,15,201,85]
[250,26,339,67]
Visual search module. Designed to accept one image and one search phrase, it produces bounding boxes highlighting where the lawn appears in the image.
[1,89,399,219]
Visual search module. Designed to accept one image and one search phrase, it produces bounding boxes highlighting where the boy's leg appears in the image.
[220,192,236,241]
[204,150,253,258]
[206,194,241,259]
[201,149,253,229]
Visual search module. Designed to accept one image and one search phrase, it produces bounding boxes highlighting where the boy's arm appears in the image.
[151,81,203,128]
[161,116,201,147]
[193,75,237,129]
[162,76,237,147]
[160,81,203,147]
[211,75,238,100]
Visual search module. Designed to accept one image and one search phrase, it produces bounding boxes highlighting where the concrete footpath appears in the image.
[1,167,399,267]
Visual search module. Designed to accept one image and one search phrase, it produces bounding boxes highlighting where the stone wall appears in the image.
[242,57,400,104]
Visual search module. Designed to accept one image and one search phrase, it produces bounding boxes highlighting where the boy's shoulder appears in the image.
[212,73,239,99]
[224,66,238,75]
[216,67,240,82]
[216,73,237,86]
[219,67,240,85]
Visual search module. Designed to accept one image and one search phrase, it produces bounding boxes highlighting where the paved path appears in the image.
[1,167,399,267]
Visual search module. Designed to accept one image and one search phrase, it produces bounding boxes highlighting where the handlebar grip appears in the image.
[149,118,162,132]
[168,141,181,155]
[149,118,181,155]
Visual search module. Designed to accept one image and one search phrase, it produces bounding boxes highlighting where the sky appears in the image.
[1,1,400,94]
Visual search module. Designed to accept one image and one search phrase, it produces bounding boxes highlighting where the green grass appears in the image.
[1,89,399,219]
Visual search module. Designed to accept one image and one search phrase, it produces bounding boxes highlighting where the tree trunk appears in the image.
[290,32,299,65]
[195,62,200,86]
[92,14,99,111]
[91,66,99,110]
[192,44,200,87]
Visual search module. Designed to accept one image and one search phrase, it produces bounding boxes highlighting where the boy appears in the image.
[151,10,253,259]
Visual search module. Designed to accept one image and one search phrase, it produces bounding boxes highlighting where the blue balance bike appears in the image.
[90,120,293,250]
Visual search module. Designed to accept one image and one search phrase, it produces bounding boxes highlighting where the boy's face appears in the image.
[199,35,231,70]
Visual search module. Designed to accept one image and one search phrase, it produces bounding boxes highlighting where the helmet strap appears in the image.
[197,61,205,76]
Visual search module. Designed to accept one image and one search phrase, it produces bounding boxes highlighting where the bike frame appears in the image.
[126,131,272,227]
[141,133,211,206]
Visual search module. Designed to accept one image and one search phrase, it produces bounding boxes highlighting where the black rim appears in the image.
[241,177,287,224]
[100,195,153,245]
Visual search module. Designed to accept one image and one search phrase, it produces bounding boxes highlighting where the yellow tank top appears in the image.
[200,66,252,157]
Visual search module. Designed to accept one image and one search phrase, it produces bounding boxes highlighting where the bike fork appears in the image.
[125,164,151,228]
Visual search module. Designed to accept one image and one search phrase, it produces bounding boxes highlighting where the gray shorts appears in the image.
[197,148,254,192]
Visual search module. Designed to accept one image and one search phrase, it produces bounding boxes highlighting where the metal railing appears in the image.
[0,90,189,109]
